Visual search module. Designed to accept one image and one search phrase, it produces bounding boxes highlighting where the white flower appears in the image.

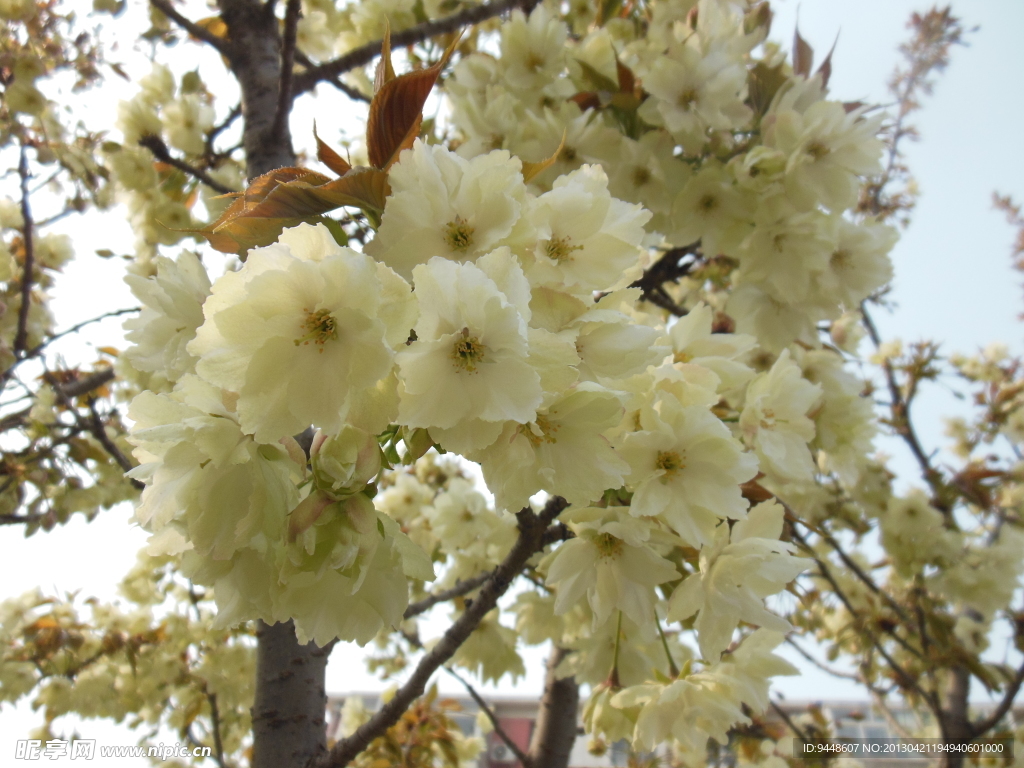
[189,224,413,442]
[524,165,651,296]
[638,43,750,152]
[766,101,883,212]
[621,393,757,547]
[499,7,568,92]
[670,162,752,256]
[367,141,528,279]
[474,383,629,511]
[667,500,807,661]
[124,250,211,383]
[739,350,822,482]
[127,375,300,561]
[668,302,756,392]
[396,253,542,451]
[545,507,679,628]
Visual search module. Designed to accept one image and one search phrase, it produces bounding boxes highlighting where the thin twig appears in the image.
[273,0,302,141]
[14,146,35,359]
[43,370,143,490]
[207,692,227,768]
[784,636,859,681]
[149,0,232,57]
[0,513,45,526]
[404,572,492,619]
[205,104,243,161]
[311,498,567,768]
[138,135,237,195]
[26,307,140,359]
[770,699,808,741]
[971,659,1024,737]
[861,305,948,512]
[292,0,525,94]
[445,666,532,768]
[294,50,370,103]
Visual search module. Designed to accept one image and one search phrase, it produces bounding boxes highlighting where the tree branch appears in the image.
[311,497,568,768]
[149,0,233,57]
[207,692,228,768]
[445,666,532,768]
[42,370,144,491]
[784,636,859,681]
[770,699,808,741]
[14,146,36,360]
[138,135,237,195]
[970,659,1024,737]
[404,572,492,619]
[273,0,302,141]
[293,50,370,103]
[292,0,525,95]
[26,307,140,360]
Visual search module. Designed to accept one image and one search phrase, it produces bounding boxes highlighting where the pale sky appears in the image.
[1,0,1023,756]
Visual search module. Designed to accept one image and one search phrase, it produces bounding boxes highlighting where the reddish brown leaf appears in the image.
[373,21,396,95]
[816,33,839,88]
[366,34,459,169]
[616,58,636,94]
[569,91,602,112]
[195,166,389,255]
[314,123,352,177]
[793,26,814,78]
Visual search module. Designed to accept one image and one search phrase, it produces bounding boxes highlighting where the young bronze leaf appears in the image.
[616,58,637,95]
[816,33,839,89]
[793,26,814,78]
[365,33,460,170]
[521,130,566,184]
[373,21,397,95]
[314,123,352,176]
[197,167,323,250]
[248,166,391,218]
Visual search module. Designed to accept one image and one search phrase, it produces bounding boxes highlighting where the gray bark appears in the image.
[938,665,973,768]
[220,0,295,179]
[527,646,579,768]
[252,620,330,768]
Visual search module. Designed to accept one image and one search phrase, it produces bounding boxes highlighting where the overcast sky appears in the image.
[2,0,1022,753]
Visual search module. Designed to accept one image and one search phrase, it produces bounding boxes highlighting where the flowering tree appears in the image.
[0,1,1021,767]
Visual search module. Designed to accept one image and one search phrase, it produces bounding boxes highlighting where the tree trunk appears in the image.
[216,4,328,767]
[252,620,331,768]
[938,663,973,768]
[220,0,295,179]
[527,646,579,768]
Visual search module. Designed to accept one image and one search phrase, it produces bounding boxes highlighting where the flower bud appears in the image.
[310,426,382,497]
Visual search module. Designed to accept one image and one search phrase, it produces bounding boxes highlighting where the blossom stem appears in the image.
[655,616,679,678]
[608,610,623,688]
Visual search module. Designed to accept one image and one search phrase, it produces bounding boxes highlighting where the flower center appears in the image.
[522,415,559,447]
[450,327,487,372]
[443,215,475,252]
[759,407,776,430]
[559,145,578,164]
[673,351,693,364]
[677,88,698,109]
[697,193,718,213]
[295,309,338,351]
[594,532,623,559]
[546,235,584,263]
[806,141,830,160]
[831,248,851,271]
[632,166,652,187]
[655,450,685,478]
